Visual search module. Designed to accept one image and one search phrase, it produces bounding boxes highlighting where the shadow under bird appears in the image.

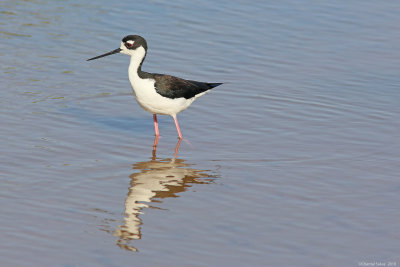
[87,35,222,139]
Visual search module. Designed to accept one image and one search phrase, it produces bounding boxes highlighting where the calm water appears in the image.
[1,0,400,266]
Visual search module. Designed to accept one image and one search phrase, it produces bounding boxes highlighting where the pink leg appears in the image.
[172,115,183,139]
[153,114,160,136]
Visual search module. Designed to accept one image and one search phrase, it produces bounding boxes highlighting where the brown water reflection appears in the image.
[114,138,216,251]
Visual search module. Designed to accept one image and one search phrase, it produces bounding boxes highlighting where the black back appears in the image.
[152,74,222,99]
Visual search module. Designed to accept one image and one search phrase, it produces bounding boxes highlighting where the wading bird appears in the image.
[87,35,222,139]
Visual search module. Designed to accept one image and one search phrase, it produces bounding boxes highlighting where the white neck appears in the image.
[128,46,146,82]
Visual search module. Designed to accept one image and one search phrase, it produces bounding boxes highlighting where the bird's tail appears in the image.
[207,83,223,89]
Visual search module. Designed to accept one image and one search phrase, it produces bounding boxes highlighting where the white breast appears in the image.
[127,47,195,116]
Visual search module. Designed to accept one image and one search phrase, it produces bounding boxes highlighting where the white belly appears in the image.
[126,47,205,116]
[129,74,196,116]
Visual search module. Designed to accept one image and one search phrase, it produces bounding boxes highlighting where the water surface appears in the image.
[1,0,399,266]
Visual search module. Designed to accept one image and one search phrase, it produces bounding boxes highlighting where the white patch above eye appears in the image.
[126,40,134,45]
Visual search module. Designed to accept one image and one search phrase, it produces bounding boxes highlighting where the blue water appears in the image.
[1,1,399,266]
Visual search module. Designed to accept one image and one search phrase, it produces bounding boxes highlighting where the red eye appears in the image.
[126,42,133,48]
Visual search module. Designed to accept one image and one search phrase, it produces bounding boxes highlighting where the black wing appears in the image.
[153,74,222,99]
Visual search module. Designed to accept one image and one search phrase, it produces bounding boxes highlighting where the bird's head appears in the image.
[120,35,147,56]
[87,35,147,61]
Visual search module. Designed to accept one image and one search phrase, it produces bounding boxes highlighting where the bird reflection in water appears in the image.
[114,137,216,251]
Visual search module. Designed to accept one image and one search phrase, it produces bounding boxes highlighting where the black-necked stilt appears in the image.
[87,35,222,139]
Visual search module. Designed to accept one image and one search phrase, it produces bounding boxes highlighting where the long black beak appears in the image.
[87,48,122,61]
